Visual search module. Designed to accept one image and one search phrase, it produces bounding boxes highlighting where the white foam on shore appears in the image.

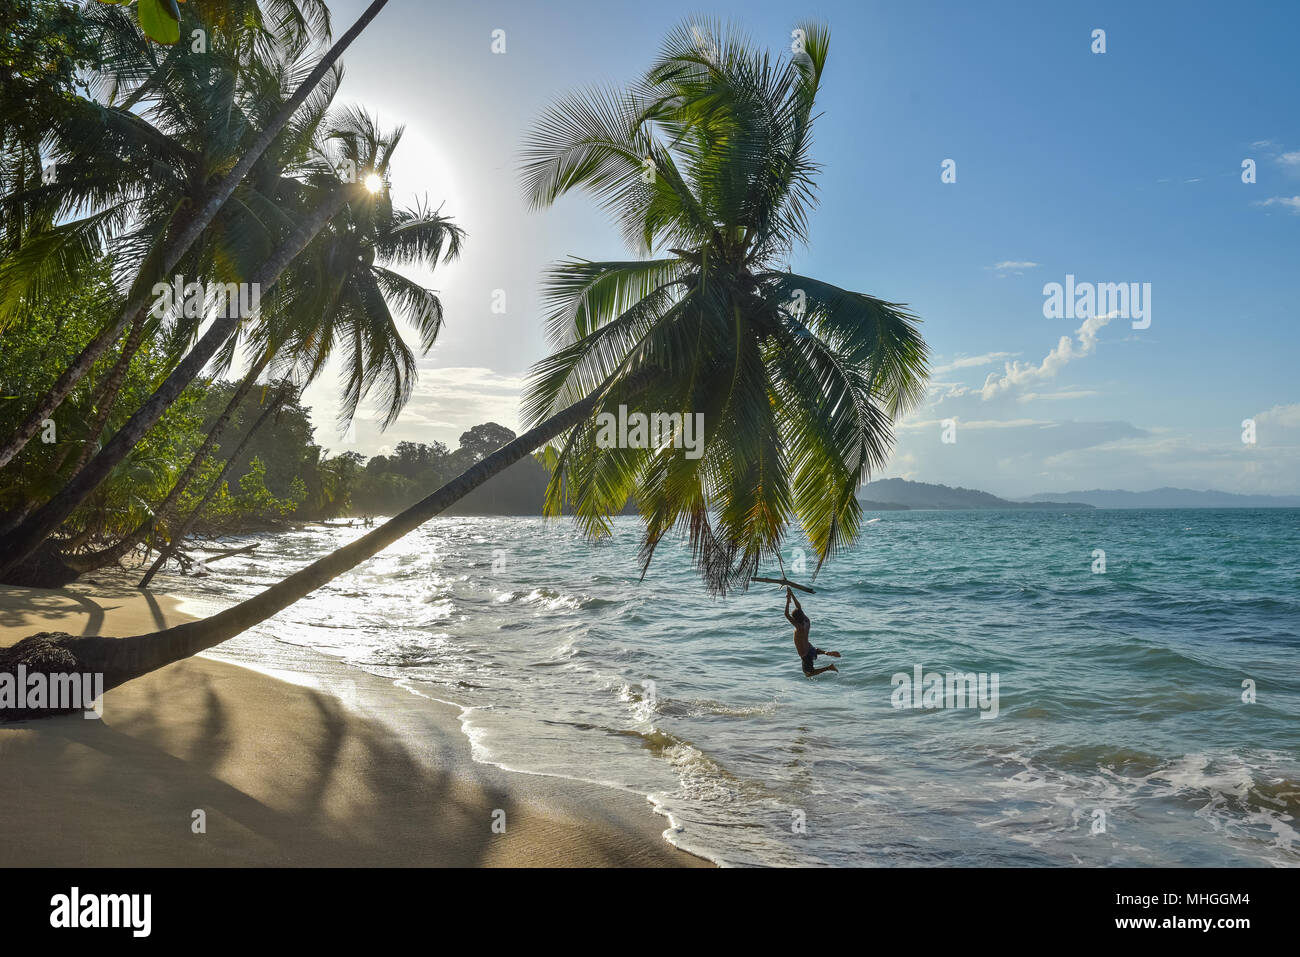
[390,675,727,865]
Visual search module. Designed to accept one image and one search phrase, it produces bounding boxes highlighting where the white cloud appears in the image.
[979,313,1113,400]
[924,381,973,403]
[930,351,1020,376]
[1037,427,1300,495]
[306,365,529,455]
[1253,195,1300,213]
[1278,151,1300,167]
[986,261,1039,276]
[1017,390,1099,403]
[411,366,526,395]
[1255,402,1300,428]
[896,417,1052,432]
[878,349,1298,497]
[403,366,526,431]
[960,418,1054,430]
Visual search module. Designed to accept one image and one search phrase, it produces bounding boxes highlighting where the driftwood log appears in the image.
[191,543,259,563]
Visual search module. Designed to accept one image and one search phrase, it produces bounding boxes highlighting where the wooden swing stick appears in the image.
[752,576,816,594]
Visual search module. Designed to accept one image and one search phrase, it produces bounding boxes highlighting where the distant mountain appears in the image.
[1023,487,1300,509]
[859,478,1092,510]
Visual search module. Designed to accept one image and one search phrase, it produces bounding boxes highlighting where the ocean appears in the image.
[167,508,1300,867]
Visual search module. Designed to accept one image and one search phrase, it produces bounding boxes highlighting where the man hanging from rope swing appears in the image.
[784,587,840,676]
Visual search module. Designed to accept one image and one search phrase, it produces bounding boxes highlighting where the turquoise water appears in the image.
[171,508,1300,866]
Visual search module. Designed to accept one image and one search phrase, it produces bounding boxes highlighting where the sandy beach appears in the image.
[0,576,710,867]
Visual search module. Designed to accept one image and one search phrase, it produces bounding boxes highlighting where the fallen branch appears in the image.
[192,543,259,563]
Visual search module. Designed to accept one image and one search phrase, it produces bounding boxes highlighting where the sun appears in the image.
[363,173,385,194]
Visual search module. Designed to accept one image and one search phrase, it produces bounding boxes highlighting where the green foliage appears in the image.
[198,381,318,501]
[457,423,516,461]
[0,0,98,147]
[199,465,296,527]
[0,258,202,540]
[326,426,555,518]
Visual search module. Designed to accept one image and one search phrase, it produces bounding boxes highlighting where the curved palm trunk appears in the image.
[0,0,392,471]
[0,374,643,719]
[56,312,151,481]
[67,353,273,573]
[137,383,289,589]
[58,524,98,554]
[0,185,355,581]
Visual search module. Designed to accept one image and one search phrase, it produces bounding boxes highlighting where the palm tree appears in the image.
[271,108,463,430]
[520,20,927,594]
[0,109,435,582]
[9,9,332,493]
[0,0,392,471]
[0,20,929,714]
[65,119,463,576]
[0,40,347,546]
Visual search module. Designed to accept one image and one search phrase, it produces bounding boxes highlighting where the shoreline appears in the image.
[0,574,712,868]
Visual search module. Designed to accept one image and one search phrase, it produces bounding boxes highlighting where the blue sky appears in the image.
[304,0,1300,496]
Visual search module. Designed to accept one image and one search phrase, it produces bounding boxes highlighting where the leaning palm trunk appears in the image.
[0,372,646,719]
[0,0,393,471]
[58,312,152,480]
[66,352,274,574]
[137,381,289,589]
[0,186,357,582]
